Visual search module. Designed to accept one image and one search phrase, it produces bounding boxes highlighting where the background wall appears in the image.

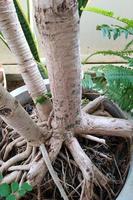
[0,0,133,65]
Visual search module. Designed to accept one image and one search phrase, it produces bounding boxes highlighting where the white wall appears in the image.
[80,0,133,62]
[0,0,132,64]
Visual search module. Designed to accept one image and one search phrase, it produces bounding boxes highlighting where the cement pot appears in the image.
[10,82,133,200]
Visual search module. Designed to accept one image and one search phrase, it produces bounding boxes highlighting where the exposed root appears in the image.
[65,136,94,199]
[28,135,63,186]
[3,137,24,160]
[16,139,27,147]
[82,96,106,114]
[0,97,131,199]
[40,143,69,200]
[65,137,109,194]
[20,172,27,186]
[0,144,32,173]
[75,112,133,138]
[8,164,31,171]
[0,171,20,184]
[79,134,106,145]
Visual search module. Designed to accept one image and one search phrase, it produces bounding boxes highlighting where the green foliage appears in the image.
[83,50,133,66]
[13,0,48,79]
[124,39,133,50]
[82,6,133,114]
[35,92,51,105]
[11,182,19,193]
[82,6,133,27]
[81,7,114,17]
[13,0,40,62]
[0,175,32,200]
[0,183,10,197]
[78,0,88,17]
[97,24,133,40]
[83,65,133,113]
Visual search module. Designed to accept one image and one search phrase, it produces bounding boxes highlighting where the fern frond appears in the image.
[83,65,133,112]
[124,40,133,51]
[97,24,133,40]
[82,7,133,27]
[83,50,133,64]
[81,7,114,17]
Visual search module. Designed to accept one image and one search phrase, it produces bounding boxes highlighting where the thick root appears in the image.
[0,144,32,173]
[0,171,20,184]
[75,112,133,138]
[3,137,24,161]
[65,137,109,192]
[65,136,94,200]
[79,134,106,144]
[82,96,106,114]
[28,135,63,186]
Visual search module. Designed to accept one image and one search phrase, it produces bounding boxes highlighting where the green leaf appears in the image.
[11,182,19,193]
[82,7,114,17]
[35,94,49,105]
[113,29,120,40]
[124,29,129,39]
[18,189,26,197]
[0,183,10,197]
[6,194,16,200]
[21,182,32,192]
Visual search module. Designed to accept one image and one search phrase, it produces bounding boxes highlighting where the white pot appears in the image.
[10,83,133,200]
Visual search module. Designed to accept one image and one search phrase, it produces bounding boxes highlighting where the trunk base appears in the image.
[0,96,131,200]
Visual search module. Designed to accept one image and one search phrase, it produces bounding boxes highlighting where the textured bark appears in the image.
[75,112,133,138]
[28,136,63,185]
[0,0,51,121]
[34,0,81,130]
[82,96,107,114]
[0,84,47,146]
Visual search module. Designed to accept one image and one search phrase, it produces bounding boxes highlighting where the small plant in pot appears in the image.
[0,1,132,200]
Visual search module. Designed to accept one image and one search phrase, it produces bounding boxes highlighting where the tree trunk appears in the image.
[34,0,81,130]
[0,84,47,146]
[0,0,51,121]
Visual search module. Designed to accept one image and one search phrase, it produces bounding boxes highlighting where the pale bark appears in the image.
[0,0,51,121]
[28,136,63,185]
[0,84,47,145]
[75,112,133,138]
[0,144,32,172]
[34,0,81,130]
[82,96,106,114]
